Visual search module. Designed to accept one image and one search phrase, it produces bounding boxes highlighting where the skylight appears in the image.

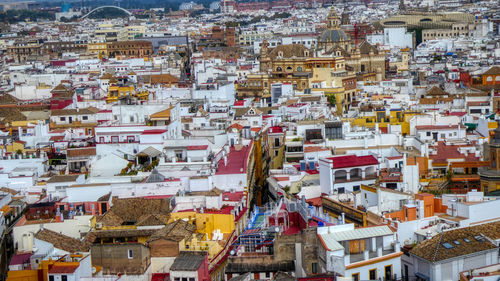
[463,238,471,243]
[474,235,485,242]
[442,242,454,249]
[453,240,461,245]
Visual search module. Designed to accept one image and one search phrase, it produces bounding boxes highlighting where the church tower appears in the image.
[489,124,500,171]
[327,7,341,29]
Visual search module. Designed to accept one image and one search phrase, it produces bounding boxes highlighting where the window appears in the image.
[426,132,431,137]
[265,272,271,278]
[385,265,393,279]
[111,136,119,143]
[312,262,318,274]
[82,116,88,120]
[61,276,67,281]
[189,278,195,281]
[353,185,360,192]
[369,269,377,280]
[274,138,280,147]
[127,249,133,259]
[49,276,54,281]
[60,117,66,121]
[337,187,345,194]
[127,136,135,143]
[351,273,360,281]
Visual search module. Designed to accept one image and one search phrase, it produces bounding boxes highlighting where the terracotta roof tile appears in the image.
[35,229,89,253]
[410,221,500,262]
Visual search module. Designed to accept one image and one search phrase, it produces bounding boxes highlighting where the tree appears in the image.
[328,94,336,106]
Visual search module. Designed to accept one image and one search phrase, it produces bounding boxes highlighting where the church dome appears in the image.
[319,29,349,43]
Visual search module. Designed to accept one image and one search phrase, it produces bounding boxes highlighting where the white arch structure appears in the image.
[81,6,132,19]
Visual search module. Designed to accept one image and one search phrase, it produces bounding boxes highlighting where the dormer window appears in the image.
[278,51,283,57]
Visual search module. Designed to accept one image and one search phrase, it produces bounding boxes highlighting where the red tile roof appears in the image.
[324,155,378,169]
[187,145,208,150]
[304,146,330,153]
[430,141,479,163]
[9,253,32,266]
[48,265,79,274]
[228,123,243,131]
[415,125,464,130]
[386,156,403,160]
[449,112,467,117]
[141,129,167,135]
[306,197,323,207]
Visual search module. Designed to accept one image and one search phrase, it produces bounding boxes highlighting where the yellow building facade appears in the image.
[107,84,149,103]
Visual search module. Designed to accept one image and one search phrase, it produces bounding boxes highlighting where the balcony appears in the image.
[349,249,394,264]
[333,174,377,184]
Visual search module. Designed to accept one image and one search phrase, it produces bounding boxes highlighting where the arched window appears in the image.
[276,67,282,72]
[297,66,303,72]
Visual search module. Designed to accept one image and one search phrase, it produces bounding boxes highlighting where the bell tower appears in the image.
[490,123,500,171]
[327,7,341,29]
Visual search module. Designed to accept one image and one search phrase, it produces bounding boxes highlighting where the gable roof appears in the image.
[51,83,71,93]
[170,251,207,271]
[358,41,378,55]
[268,44,312,59]
[98,197,170,226]
[483,66,500,76]
[35,229,89,253]
[136,213,170,226]
[245,107,262,116]
[410,221,500,262]
[140,74,180,84]
[147,219,196,243]
[0,93,19,105]
[426,86,448,96]
[47,175,79,183]
[234,107,277,118]
[66,147,96,158]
